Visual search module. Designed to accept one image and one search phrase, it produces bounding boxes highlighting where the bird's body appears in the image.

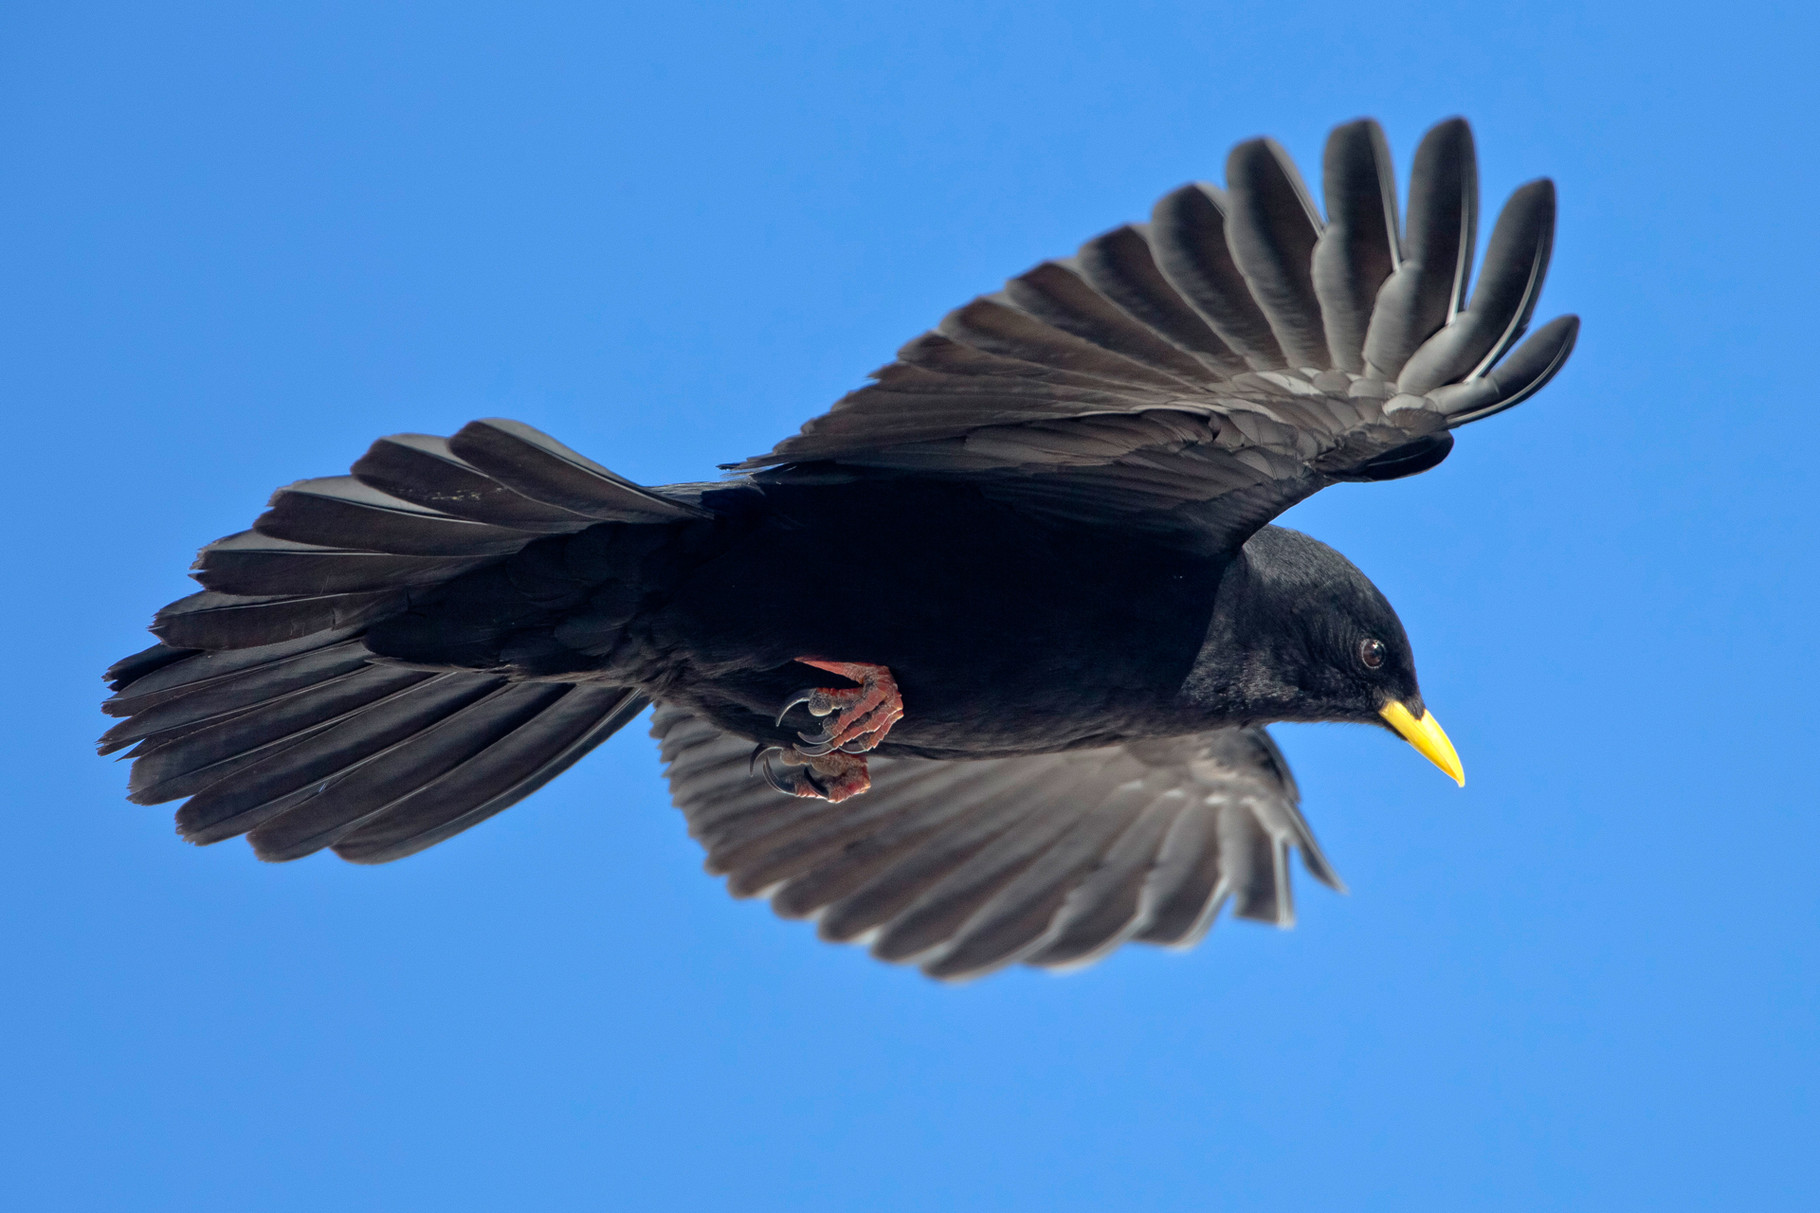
[681,479,1226,756]
[382,473,1235,759]
[102,116,1577,978]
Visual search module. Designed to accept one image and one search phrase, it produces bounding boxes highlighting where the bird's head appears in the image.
[1183,525,1464,785]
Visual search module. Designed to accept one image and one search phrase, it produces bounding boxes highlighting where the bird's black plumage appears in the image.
[103,116,1576,979]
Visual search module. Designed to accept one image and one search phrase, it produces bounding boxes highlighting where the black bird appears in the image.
[102,116,1575,980]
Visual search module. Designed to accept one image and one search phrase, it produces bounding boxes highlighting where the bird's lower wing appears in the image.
[652,706,1342,981]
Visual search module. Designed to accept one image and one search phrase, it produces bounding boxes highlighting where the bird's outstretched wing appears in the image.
[737,117,1578,548]
[652,706,1341,980]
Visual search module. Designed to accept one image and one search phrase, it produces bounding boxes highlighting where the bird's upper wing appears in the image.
[652,705,1341,981]
[736,118,1578,547]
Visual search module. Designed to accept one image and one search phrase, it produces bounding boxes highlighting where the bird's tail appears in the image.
[101,418,703,863]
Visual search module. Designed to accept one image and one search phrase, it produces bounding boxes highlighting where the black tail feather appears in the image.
[151,590,405,651]
[99,639,374,754]
[108,638,645,860]
[104,643,200,694]
[332,685,648,864]
[130,665,461,807]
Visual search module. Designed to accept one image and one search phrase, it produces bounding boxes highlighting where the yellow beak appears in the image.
[1378,700,1465,787]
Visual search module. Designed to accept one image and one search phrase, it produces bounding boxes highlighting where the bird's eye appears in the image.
[1359,638,1385,669]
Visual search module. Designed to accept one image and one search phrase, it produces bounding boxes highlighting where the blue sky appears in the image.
[3,2,1816,1209]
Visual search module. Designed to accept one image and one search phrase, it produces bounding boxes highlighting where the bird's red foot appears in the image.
[760,659,904,802]
[755,747,873,802]
[777,659,903,755]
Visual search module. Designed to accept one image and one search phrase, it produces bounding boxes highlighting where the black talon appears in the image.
[757,748,799,796]
[750,743,783,776]
[775,690,818,727]
[794,737,838,757]
[797,725,836,747]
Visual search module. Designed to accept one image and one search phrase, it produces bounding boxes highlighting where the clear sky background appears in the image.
[2,2,1815,1210]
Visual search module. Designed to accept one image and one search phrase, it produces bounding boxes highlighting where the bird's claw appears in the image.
[752,745,801,796]
[760,659,903,802]
[754,744,872,802]
[773,689,832,726]
[774,658,904,755]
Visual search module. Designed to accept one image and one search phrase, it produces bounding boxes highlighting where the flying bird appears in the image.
[102,116,1576,980]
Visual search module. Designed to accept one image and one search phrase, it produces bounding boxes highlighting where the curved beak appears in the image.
[1378,700,1465,787]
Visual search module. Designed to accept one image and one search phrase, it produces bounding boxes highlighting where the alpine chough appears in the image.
[102,116,1576,980]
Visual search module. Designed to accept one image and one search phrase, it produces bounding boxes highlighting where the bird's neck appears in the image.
[1177,543,1311,725]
